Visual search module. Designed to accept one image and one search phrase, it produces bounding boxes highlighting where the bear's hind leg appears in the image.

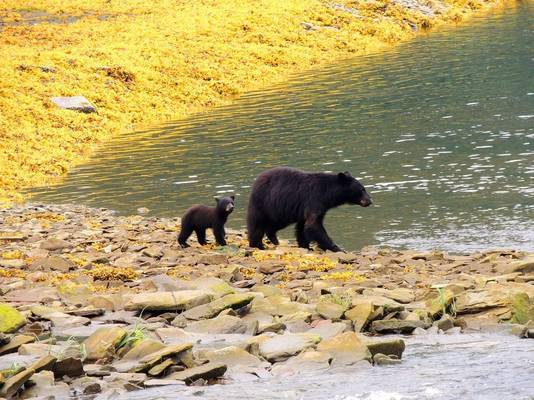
[248,225,266,250]
[178,224,193,248]
[195,229,208,245]
[295,221,310,249]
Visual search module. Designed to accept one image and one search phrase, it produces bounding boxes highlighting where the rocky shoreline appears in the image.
[0,203,532,399]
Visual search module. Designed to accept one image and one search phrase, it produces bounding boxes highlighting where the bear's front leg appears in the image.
[303,216,343,252]
[213,225,227,246]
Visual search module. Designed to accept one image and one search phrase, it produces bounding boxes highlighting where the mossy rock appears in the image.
[510,292,534,325]
[0,303,26,333]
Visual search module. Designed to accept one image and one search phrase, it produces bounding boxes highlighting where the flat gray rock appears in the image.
[51,96,96,113]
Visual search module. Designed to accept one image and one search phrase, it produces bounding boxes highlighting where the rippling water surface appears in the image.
[30,4,534,252]
[114,332,534,400]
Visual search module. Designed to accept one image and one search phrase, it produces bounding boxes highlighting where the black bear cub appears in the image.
[247,167,372,252]
[178,196,235,247]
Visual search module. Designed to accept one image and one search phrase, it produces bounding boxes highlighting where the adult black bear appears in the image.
[247,167,371,252]
[178,196,235,247]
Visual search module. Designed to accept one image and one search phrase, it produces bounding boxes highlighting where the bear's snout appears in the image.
[359,195,372,207]
[226,203,234,212]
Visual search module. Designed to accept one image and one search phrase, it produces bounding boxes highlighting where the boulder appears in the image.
[167,362,227,383]
[124,290,213,311]
[0,367,34,398]
[317,332,371,366]
[251,295,315,317]
[259,333,320,362]
[316,299,347,321]
[271,350,332,376]
[0,303,26,333]
[345,302,374,332]
[0,334,35,356]
[185,315,248,334]
[53,357,84,378]
[306,320,347,340]
[365,339,405,359]
[371,319,429,334]
[182,293,255,320]
[51,95,96,113]
[135,343,193,372]
[39,238,73,251]
[83,326,127,361]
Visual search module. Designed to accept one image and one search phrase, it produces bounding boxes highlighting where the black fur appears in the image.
[178,196,235,247]
[246,167,372,252]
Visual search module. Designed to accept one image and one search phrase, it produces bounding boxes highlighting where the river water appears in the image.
[116,332,534,400]
[29,3,533,253]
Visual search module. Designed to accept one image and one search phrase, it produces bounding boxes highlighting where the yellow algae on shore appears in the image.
[0,0,504,203]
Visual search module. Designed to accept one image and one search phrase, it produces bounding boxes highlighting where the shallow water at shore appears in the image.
[115,332,534,400]
[29,3,534,252]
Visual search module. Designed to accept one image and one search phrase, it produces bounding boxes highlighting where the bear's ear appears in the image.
[230,195,235,201]
[338,172,352,183]
[214,196,221,203]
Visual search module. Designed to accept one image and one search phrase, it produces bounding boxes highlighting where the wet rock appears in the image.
[51,95,96,113]
[434,314,455,332]
[83,326,127,361]
[373,353,402,365]
[135,343,193,372]
[53,357,84,378]
[365,339,405,359]
[259,333,320,362]
[307,320,347,340]
[125,290,213,312]
[455,290,506,314]
[182,293,255,320]
[201,346,266,369]
[39,237,73,251]
[0,303,26,333]
[167,362,227,383]
[0,334,35,355]
[317,332,371,366]
[371,319,430,334]
[144,378,186,387]
[271,350,332,376]
[510,292,534,324]
[0,367,34,398]
[185,315,248,334]
[345,302,374,332]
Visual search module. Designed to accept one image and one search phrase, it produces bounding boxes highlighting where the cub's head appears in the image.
[337,172,372,207]
[215,195,235,214]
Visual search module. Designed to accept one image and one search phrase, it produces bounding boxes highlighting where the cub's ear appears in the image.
[230,195,235,201]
